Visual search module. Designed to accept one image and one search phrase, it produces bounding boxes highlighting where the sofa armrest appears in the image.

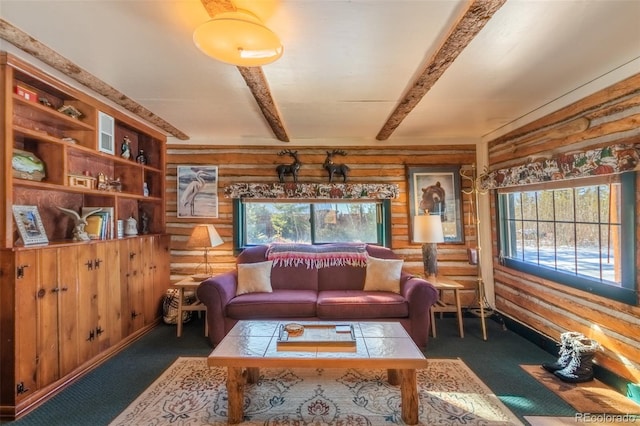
[400,272,440,348]
[197,271,238,346]
[400,273,439,305]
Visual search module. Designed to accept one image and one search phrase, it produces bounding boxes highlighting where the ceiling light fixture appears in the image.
[193,9,283,67]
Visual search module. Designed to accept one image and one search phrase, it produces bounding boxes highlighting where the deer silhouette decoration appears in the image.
[323,150,350,182]
[276,150,301,182]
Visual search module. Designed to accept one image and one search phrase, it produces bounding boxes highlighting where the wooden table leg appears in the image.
[387,368,399,385]
[454,288,464,338]
[226,367,244,424]
[176,287,184,337]
[399,369,419,425]
[247,367,260,384]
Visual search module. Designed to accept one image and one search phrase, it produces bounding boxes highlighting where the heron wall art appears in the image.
[177,165,218,218]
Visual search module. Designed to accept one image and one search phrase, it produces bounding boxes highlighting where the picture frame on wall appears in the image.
[12,205,49,245]
[98,111,115,155]
[407,166,464,243]
[177,165,218,218]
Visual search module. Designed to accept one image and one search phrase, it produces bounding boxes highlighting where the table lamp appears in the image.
[186,224,224,279]
[413,214,444,278]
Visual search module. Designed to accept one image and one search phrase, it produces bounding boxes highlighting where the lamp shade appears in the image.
[186,224,224,248]
[193,9,283,66]
[413,215,444,243]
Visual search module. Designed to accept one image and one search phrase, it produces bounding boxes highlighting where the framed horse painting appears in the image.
[407,166,464,243]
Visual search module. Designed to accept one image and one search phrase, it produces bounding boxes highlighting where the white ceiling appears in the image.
[1,0,639,145]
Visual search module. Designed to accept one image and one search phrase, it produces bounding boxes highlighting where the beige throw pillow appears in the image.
[363,256,404,293]
[236,261,274,295]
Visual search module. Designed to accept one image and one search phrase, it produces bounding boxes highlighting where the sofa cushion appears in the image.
[236,261,273,295]
[316,290,408,319]
[317,244,398,292]
[363,256,403,293]
[226,290,318,319]
[237,245,318,291]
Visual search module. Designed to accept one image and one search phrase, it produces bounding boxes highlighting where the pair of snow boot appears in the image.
[542,331,599,383]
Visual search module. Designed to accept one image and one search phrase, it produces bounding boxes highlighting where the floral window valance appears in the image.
[481,144,639,190]
[224,182,399,199]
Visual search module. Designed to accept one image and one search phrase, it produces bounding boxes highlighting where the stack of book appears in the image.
[82,207,114,240]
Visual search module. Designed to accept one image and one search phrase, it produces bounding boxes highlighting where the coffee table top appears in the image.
[207,320,428,369]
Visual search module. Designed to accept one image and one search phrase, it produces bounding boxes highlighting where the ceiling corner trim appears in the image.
[0,18,190,140]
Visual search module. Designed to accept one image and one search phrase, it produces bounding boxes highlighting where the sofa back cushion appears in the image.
[317,244,398,291]
[236,245,318,291]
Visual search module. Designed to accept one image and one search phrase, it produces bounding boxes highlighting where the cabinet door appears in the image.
[119,239,144,336]
[140,236,157,325]
[102,241,122,347]
[36,248,60,387]
[14,250,38,402]
[77,244,100,363]
[152,235,171,320]
[57,246,79,377]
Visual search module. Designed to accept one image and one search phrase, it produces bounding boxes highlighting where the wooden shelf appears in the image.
[1,52,170,420]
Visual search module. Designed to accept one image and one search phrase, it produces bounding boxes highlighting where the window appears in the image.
[497,173,636,305]
[233,199,391,250]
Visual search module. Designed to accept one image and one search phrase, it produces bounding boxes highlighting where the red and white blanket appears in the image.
[266,243,368,269]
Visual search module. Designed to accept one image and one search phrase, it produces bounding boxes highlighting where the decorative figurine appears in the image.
[276,149,302,183]
[39,97,53,108]
[135,149,147,164]
[140,211,149,234]
[121,136,131,159]
[323,149,350,182]
[124,215,138,236]
[57,104,83,119]
[56,206,102,241]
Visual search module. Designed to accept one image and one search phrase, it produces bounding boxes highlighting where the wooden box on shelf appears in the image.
[14,84,37,102]
[68,174,97,189]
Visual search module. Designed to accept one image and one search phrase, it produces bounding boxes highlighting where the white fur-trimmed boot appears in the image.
[554,337,599,383]
[542,331,585,373]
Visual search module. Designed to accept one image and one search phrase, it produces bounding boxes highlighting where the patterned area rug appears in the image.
[110,357,522,425]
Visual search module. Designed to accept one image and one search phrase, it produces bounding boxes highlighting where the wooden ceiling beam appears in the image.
[237,66,290,142]
[376,0,507,141]
[200,0,290,142]
[200,0,235,17]
[0,18,190,140]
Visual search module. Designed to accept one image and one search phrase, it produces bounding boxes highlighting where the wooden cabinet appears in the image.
[0,53,169,420]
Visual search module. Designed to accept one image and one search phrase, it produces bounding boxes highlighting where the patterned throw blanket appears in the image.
[266,243,368,268]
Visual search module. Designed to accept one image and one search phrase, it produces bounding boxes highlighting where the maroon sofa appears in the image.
[197,244,439,349]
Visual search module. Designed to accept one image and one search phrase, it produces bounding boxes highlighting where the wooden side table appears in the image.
[173,277,208,337]
[429,276,464,338]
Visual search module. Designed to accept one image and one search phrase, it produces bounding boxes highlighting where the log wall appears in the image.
[486,73,640,384]
[165,145,480,304]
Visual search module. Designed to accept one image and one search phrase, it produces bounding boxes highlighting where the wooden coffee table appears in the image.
[207,320,428,424]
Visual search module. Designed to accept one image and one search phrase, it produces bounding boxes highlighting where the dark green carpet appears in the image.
[4,314,575,425]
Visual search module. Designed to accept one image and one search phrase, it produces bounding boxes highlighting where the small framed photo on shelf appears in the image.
[12,205,49,245]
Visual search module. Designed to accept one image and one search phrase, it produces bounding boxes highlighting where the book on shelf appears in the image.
[85,215,103,240]
[82,207,114,240]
